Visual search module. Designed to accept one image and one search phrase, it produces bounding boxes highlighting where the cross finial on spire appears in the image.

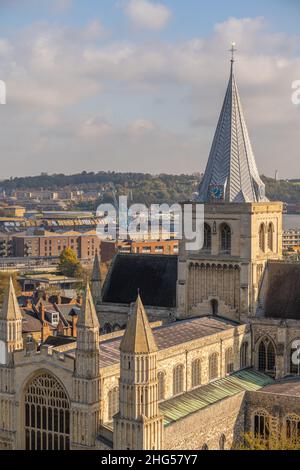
[230,42,237,63]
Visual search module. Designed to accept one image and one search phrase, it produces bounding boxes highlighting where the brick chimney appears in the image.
[57,320,65,337]
[39,303,45,322]
[41,322,51,342]
[72,315,78,338]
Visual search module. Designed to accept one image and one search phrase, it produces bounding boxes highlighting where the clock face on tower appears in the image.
[0,340,6,365]
[209,185,224,201]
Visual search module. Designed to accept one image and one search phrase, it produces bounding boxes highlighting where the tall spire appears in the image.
[0,277,23,321]
[0,277,23,353]
[92,251,101,282]
[198,45,267,203]
[78,282,99,329]
[91,252,102,304]
[120,293,157,354]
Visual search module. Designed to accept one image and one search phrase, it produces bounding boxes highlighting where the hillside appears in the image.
[1,172,300,208]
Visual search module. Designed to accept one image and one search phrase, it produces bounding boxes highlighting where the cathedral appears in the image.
[0,55,299,451]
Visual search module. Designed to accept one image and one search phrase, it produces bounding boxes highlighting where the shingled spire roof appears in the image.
[120,293,157,354]
[78,282,99,329]
[92,251,101,282]
[198,51,267,203]
[0,277,23,321]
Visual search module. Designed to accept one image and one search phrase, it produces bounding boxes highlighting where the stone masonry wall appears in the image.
[164,393,246,450]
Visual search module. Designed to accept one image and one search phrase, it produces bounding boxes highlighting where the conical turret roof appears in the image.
[120,294,157,354]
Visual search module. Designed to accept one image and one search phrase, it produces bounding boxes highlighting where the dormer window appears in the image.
[51,312,59,326]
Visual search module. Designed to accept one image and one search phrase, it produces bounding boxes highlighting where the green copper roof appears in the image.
[159,369,274,426]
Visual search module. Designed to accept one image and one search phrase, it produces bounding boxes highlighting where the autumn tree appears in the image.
[58,248,83,278]
[236,430,300,450]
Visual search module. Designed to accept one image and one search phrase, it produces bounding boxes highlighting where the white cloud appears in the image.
[79,117,113,138]
[125,0,171,30]
[128,118,156,136]
[83,20,106,40]
[53,0,73,11]
[0,16,300,178]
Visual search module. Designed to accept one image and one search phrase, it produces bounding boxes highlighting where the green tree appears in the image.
[236,430,300,450]
[58,248,82,278]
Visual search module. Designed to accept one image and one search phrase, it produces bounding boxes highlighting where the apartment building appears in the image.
[13,229,101,260]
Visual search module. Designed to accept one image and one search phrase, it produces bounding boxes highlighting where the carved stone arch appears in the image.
[255,334,277,352]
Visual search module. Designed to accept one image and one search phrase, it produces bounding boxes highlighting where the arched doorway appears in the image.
[24,372,70,450]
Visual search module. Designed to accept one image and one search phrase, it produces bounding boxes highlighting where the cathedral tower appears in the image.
[0,278,24,449]
[177,48,283,321]
[71,283,101,448]
[113,294,163,450]
[0,278,23,362]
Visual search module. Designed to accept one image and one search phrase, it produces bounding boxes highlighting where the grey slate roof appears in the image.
[102,253,177,308]
[79,316,239,368]
[198,60,267,203]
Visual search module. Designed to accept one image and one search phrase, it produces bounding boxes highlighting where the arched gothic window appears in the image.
[253,410,270,440]
[220,224,231,253]
[108,387,119,421]
[286,414,300,440]
[259,224,265,252]
[173,364,184,396]
[267,223,274,251]
[24,372,70,450]
[191,359,201,388]
[290,341,300,375]
[258,338,276,374]
[209,353,219,381]
[225,347,234,375]
[203,223,212,251]
[157,371,166,401]
[240,342,249,369]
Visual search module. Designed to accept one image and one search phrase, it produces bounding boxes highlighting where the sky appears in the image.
[0,0,299,178]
